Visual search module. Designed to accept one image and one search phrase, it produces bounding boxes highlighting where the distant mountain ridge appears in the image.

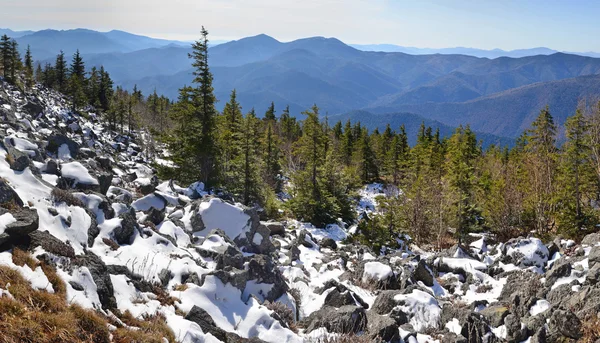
[4,28,600,141]
[351,44,600,59]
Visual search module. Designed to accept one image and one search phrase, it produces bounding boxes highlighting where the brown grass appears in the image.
[581,316,600,343]
[51,188,85,207]
[265,300,297,332]
[0,250,177,343]
[114,311,177,343]
[102,237,120,251]
[307,333,372,343]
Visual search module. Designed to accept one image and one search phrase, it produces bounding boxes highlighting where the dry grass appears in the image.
[114,311,177,343]
[265,301,297,332]
[173,284,188,292]
[51,188,85,207]
[307,333,372,343]
[0,250,178,343]
[581,316,600,343]
[102,237,120,251]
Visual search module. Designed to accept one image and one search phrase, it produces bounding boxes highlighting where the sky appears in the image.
[2,0,600,52]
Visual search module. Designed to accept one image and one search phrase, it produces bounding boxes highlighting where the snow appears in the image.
[0,212,16,235]
[445,318,462,335]
[0,252,54,292]
[194,198,251,240]
[434,257,488,271]
[393,289,441,331]
[197,233,231,254]
[362,261,393,282]
[61,161,99,185]
[57,143,72,160]
[132,193,166,212]
[505,238,549,271]
[529,299,550,316]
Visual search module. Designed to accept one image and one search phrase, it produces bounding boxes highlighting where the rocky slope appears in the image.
[0,80,599,343]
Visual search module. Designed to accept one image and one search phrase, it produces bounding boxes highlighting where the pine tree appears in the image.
[54,50,68,92]
[9,40,21,85]
[0,35,10,80]
[188,26,219,186]
[98,66,113,112]
[264,101,276,121]
[219,89,243,188]
[262,120,281,191]
[69,50,87,112]
[23,45,34,88]
[35,62,43,84]
[239,110,263,205]
[524,106,557,233]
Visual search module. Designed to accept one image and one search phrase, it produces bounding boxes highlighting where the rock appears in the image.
[244,223,275,255]
[246,255,288,302]
[207,269,248,292]
[145,207,165,226]
[320,237,337,250]
[287,243,300,262]
[158,269,172,287]
[589,246,600,267]
[371,290,403,316]
[505,313,527,343]
[196,229,244,270]
[546,284,572,308]
[367,311,400,343]
[548,310,582,340]
[69,281,84,291]
[460,313,494,343]
[97,172,112,195]
[581,232,600,246]
[0,178,23,207]
[545,260,571,286]
[587,263,600,285]
[529,327,547,343]
[28,230,75,258]
[47,134,79,158]
[322,281,368,309]
[302,305,367,334]
[413,259,434,287]
[479,305,509,328]
[6,146,31,171]
[139,183,155,196]
[185,305,227,342]
[112,209,138,245]
[73,253,116,309]
[96,156,112,170]
[22,97,44,116]
[4,207,39,236]
[297,229,316,248]
[263,221,285,236]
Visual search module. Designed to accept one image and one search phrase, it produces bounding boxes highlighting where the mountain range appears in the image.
[5,28,600,142]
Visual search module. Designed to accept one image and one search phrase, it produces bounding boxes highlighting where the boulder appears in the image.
[367,311,400,343]
[504,313,528,343]
[73,253,117,309]
[45,159,59,175]
[97,172,112,195]
[4,207,39,236]
[47,134,79,158]
[321,281,368,309]
[548,309,582,340]
[581,232,600,246]
[263,221,285,236]
[302,305,367,334]
[112,209,138,245]
[196,229,244,270]
[460,313,494,343]
[28,230,75,258]
[479,305,509,328]
[413,259,434,287]
[6,146,31,172]
[320,237,337,250]
[246,255,288,302]
[589,246,600,267]
[545,260,572,286]
[0,179,23,207]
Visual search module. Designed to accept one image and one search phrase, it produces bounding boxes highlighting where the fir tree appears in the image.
[264,101,276,121]
[54,50,67,92]
[23,45,34,88]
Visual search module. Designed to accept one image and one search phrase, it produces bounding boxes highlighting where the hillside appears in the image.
[371,74,600,138]
[1,79,600,343]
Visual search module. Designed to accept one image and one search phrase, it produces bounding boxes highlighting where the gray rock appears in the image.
[28,230,75,258]
[505,313,527,343]
[587,263,600,285]
[413,259,434,287]
[479,304,509,328]
[47,134,79,158]
[145,207,165,226]
[97,172,112,195]
[320,237,338,250]
[246,255,288,302]
[6,146,31,171]
[207,268,249,292]
[185,305,227,342]
[371,290,403,315]
[288,243,300,262]
[581,232,600,246]
[263,221,285,236]
[112,209,138,245]
[589,246,600,267]
[460,313,494,343]
[0,178,24,207]
[196,229,243,270]
[529,327,547,343]
[367,311,400,343]
[297,229,316,248]
[302,305,367,334]
[73,253,116,309]
[322,281,368,309]
[4,207,39,236]
[548,309,582,339]
[545,260,571,286]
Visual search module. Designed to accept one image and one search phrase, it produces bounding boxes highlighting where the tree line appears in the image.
[161,28,600,250]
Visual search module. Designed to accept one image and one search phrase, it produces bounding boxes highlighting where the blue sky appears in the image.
[2,0,600,52]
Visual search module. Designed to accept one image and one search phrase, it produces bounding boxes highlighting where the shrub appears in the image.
[51,187,85,207]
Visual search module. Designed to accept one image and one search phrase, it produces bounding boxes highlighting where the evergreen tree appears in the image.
[0,35,10,80]
[54,50,68,92]
[35,62,43,84]
[189,26,219,186]
[23,45,34,88]
[9,40,21,85]
[69,50,87,112]
[264,101,276,121]
[219,89,243,188]
[238,110,263,205]
[98,66,113,112]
